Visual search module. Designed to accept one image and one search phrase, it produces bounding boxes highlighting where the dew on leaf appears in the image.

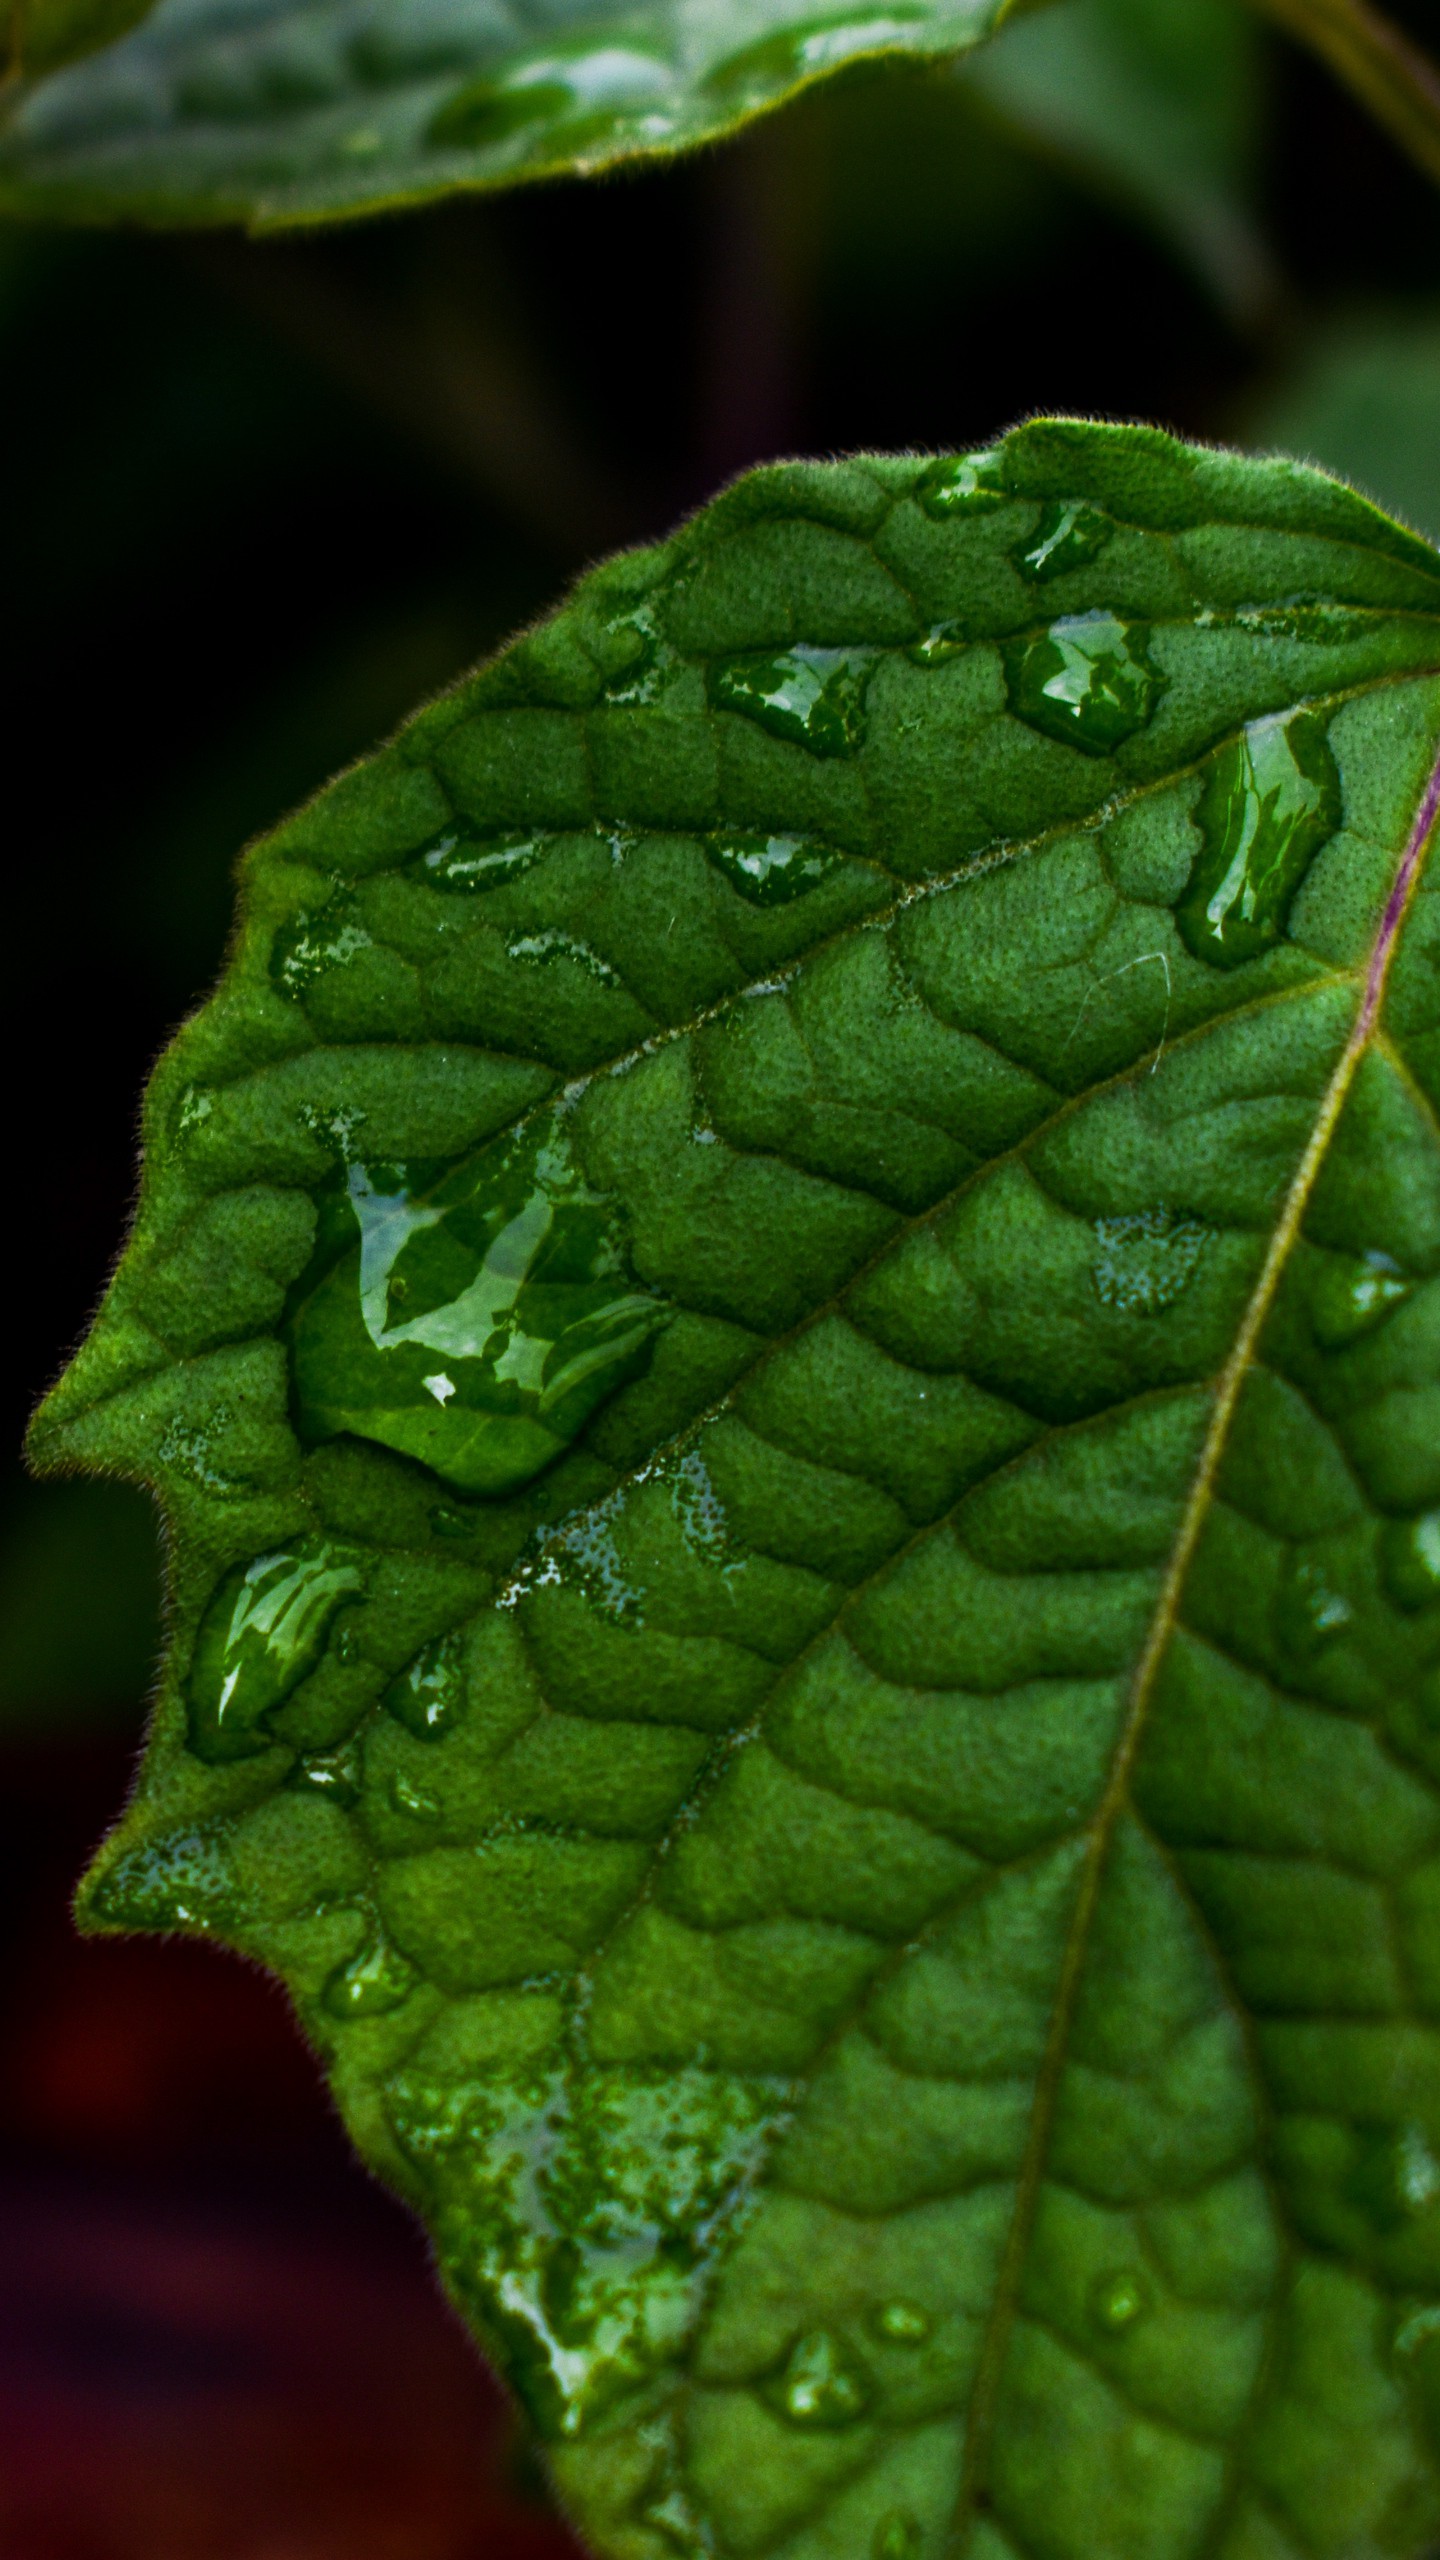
[410,827,549,891]
[504,1486,647,1624]
[708,645,874,758]
[385,1630,468,1740]
[176,1084,213,1137]
[705,831,842,905]
[663,1445,736,1567]
[1311,1249,1413,1349]
[765,2327,873,2428]
[506,929,620,983]
[429,45,673,151]
[323,1925,418,2020]
[1092,1208,1210,1317]
[873,2514,922,2560]
[87,1823,237,1933]
[1090,2267,1151,2332]
[291,1741,361,1807]
[1383,1513,1440,1611]
[916,448,1008,517]
[1348,2123,1440,2230]
[1395,2304,1440,2361]
[602,600,671,705]
[907,622,966,665]
[1005,612,1162,756]
[429,1502,477,1540]
[705,9,926,101]
[390,1772,441,1821]
[870,2297,931,2342]
[286,1111,670,1498]
[1275,1554,1353,1657]
[270,903,374,1000]
[187,1537,368,1765]
[1016,500,1114,583]
[1176,705,1340,968]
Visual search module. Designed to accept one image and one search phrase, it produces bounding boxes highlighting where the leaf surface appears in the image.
[33,421,1440,2558]
[0,0,1031,227]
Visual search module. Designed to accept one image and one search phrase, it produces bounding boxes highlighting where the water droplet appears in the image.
[503,1485,646,1623]
[1311,1249,1413,1350]
[270,902,373,1000]
[87,1823,237,1932]
[286,1111,670,1497]
[1015,500,1113,583]
[705,9,926,101]
[907,620,966,665]
[390,1773,441,1820]
[385,1630,468,1740]
[602,600,671,705]
[429,44,673,150]
[1276,1554,1353,1657]
[1090,2267,1151,2332]
[1348,2123,1440,2230]
[506,929,620,983]
[916,447,1008,517]
[705,831,842,906]
[1176,706,1340,969]
[871,2298,931,2343]
[708,645,873,758]
[1092,1208,1210,1318]
[1005,611,1163,756]
[187,1538,368,1765]
[1382,1513,1440,1612]
[1395,2303,1440,2360]
[765,2327,872,2428]
[291,1742,361,1807]
[873,2515,922,2560]
[176,1084,213,1137]
[663,1447,737,1567]
[430,1502,476,1539]
[410,826,548,891]
[323,1926,417,2019]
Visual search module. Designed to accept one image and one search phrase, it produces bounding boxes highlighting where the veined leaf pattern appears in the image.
[32,420,1440,2558]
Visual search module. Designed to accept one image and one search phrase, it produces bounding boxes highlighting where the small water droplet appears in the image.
[390,1772,441,1820]
[430,1502,476,1539]
[1005,611,1162,756]
[506,929,619,983]
[871,2298,931,2343]
[1382,1513,1440,1612]
[1275,1554,1353,1657]
[705,9,926,101]
[602,599,671,705]
[1348,2123,1440,2230]
[765,2327,872,2428]
[1015,500,1113,583]
[385,1630,468,1740]
[502,1485,647,1624]
[286,1111,670,1498]
[873,2514,921,2560]
[291,1742,361,1807]
[429,43,673,149]
[705,831,841,905]
[87,1823,237,1933]
[708,645,873,758]
[334,1623,363,1666]
[187,1538,368,1765]
[410,826,548,891]
[1090,2267,1151,2332]
[916,448,1008,517]
[176,1084,213,1137]
[1176,706,1340,969]
[1311,1249,1413,1350]
[1092,1208,1210,1317]
[907,620,965,664]
[323,1926,417,2019]
[270,902,373,1000]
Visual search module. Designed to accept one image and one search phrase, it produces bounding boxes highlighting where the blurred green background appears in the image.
[5,0,1440,2548]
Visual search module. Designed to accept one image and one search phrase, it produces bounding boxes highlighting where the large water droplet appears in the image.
[1090,2267,1151,2333]
[705,9,926,102]
[1016,500,1113,583]
[271,903,373,1001]
[873,2517,921,2560]
[323,1926,418,2019]
[1311,1249,1413,1350]
[1382,1513,1440,1612]
[1005,612,1163,756]
[187,1538,368,1765]
[870,2298,931,2343]
[916,448,1008,518]
[1176,706,1340,969]
[1092,1208,1210,1318]
[410,827,548,891]
[386,1630,468,1739]
[765,2327,872,2428]
[1275,1554,1353,1658]
[286,1111,670,1498]
[429,44,673,151]
[708,645,873,758]
[705,831,842,905]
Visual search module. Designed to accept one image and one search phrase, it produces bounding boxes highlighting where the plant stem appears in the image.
[1248,0,1440,186]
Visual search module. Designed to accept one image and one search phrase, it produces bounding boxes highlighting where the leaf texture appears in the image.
[32,420,1440,2559]
[0,0,1027,228]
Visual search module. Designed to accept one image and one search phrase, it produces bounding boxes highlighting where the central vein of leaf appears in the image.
[947,732,1440,2551]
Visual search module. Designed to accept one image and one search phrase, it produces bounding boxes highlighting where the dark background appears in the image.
[5,8,1440,2550]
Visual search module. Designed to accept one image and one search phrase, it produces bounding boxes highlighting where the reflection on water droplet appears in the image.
[1348,2123,1440,2230]
[1311,1249,1413,1350]
[766,2327,872,2428]
[429,44,673,150]
[1016,500,1113,583]
[916,448,1008,517]
[177,1084,213,1137]
[1090,2267,1151,2332]
[323,1925,417,2019]
[507,929,620,983]
[907,621,965,665]
[411,827,548,891]
[271,902,373,1000]
[602,600,671,705]
[1176,706,1339,969]
[1383,1513,1440,1612]
[709,645,873,758]
[873,2513,921,2560]
[286,1111,670,1498]
[385,1630,468,1740]
[187,1538,368,1765]
[871,2298,931,2342]
[390,2061,785,2436]
[504,1485,647,1624]
[705,831,841,905]
[1093,1208,1210,1318]
[291,1741,361,1807]
[390,1773,441,1821]
[663,1446,737,1569]
[87,1823,237,1932]
[1276,1554,1353,1657]
[705,8,925,99]
[1005,612,1162,756]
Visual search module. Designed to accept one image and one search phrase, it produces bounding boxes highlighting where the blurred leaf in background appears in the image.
[1249,305,1440,541]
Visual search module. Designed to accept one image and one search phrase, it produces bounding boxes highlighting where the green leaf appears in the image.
[0,0,1039,230]
[32,420,1440,2556]
[1248,304,1440,549]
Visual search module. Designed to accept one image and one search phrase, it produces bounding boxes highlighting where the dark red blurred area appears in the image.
[0,1739,583,2560]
